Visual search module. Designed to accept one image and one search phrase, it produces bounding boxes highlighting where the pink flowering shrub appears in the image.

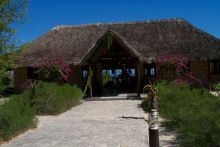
[157,54,188,73]
[187,72,204,88]
[174,78,188,86]
[36,58,70,82]
[157,54,203,87]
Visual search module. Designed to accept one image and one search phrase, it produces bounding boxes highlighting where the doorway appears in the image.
[101,64,136,96]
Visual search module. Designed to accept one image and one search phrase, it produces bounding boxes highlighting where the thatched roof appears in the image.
[18,18,220,66]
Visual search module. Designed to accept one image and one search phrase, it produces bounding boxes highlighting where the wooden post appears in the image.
[149,125,159,147]
[89,78,93,98]
[96,63,103,94]
[136,61,141,97]
[208,60,211,91]
[88,65,93,98]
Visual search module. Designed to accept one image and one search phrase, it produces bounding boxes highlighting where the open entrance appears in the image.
[81,31,141,96]
[101,63,136,95]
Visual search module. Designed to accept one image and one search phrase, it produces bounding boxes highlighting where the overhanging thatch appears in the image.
[18,18,220,67]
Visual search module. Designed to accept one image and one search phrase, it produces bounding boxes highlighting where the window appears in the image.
[150,67,156,76]
[115,69,122,78]
[127,68,136,77]
[144,68,148,76]
[82,70,88,78]
[106,69,114,77]
[144,64,156,77]
[209,60,220,74]
[82,67,89,79]
[102,69,123,78]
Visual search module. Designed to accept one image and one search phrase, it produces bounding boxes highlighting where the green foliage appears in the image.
[88,66,93,77]
[0,48,22,91]
[142,81,220,146]
[32,82,82,115]
[213,83,220,96]
[0,93,36,141]
[106,32,114,49]
[102,73,112,86]
[0,83,5,92]
[0,0,28,53]
[213,83,220,90]
[102,32,115,49]
[141,98,151,112]
[0,55,9,84]
[0,0,28,90]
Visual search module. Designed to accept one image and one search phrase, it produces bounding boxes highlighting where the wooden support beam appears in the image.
[88,65,93,98]
[96,63,103,93]
[89,79,93,98]
[136,62,142,97]
[208,60,211,91]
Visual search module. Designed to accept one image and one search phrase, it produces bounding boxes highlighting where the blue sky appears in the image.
[15,0,220,45]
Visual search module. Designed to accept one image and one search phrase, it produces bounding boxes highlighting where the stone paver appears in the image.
[1,96,148,147]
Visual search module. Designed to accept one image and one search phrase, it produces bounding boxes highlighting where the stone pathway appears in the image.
[1,95,148,147]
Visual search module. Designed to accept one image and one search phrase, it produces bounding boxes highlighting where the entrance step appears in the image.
[86,93,147,101]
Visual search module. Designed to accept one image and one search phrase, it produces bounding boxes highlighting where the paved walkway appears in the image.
[2,95,148,147]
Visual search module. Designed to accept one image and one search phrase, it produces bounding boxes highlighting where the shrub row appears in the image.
[0,93,36,141]
[142,81,220,146]
[33,82,82,115]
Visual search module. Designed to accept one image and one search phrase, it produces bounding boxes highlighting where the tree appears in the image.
[0,0,28,86]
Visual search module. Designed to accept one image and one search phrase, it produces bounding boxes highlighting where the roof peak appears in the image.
[51,18,187,31]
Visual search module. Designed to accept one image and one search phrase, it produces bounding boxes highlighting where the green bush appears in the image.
[0,93,36,141]
[33,82,82,115]
[0,83,5,93]
[141,97,151,112]
[102,73,112,86]
[142,81,220,146]
[213,83,220,96]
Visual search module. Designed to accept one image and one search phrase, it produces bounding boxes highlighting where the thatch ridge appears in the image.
[51,18,185,29]
[18,18,220,67]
